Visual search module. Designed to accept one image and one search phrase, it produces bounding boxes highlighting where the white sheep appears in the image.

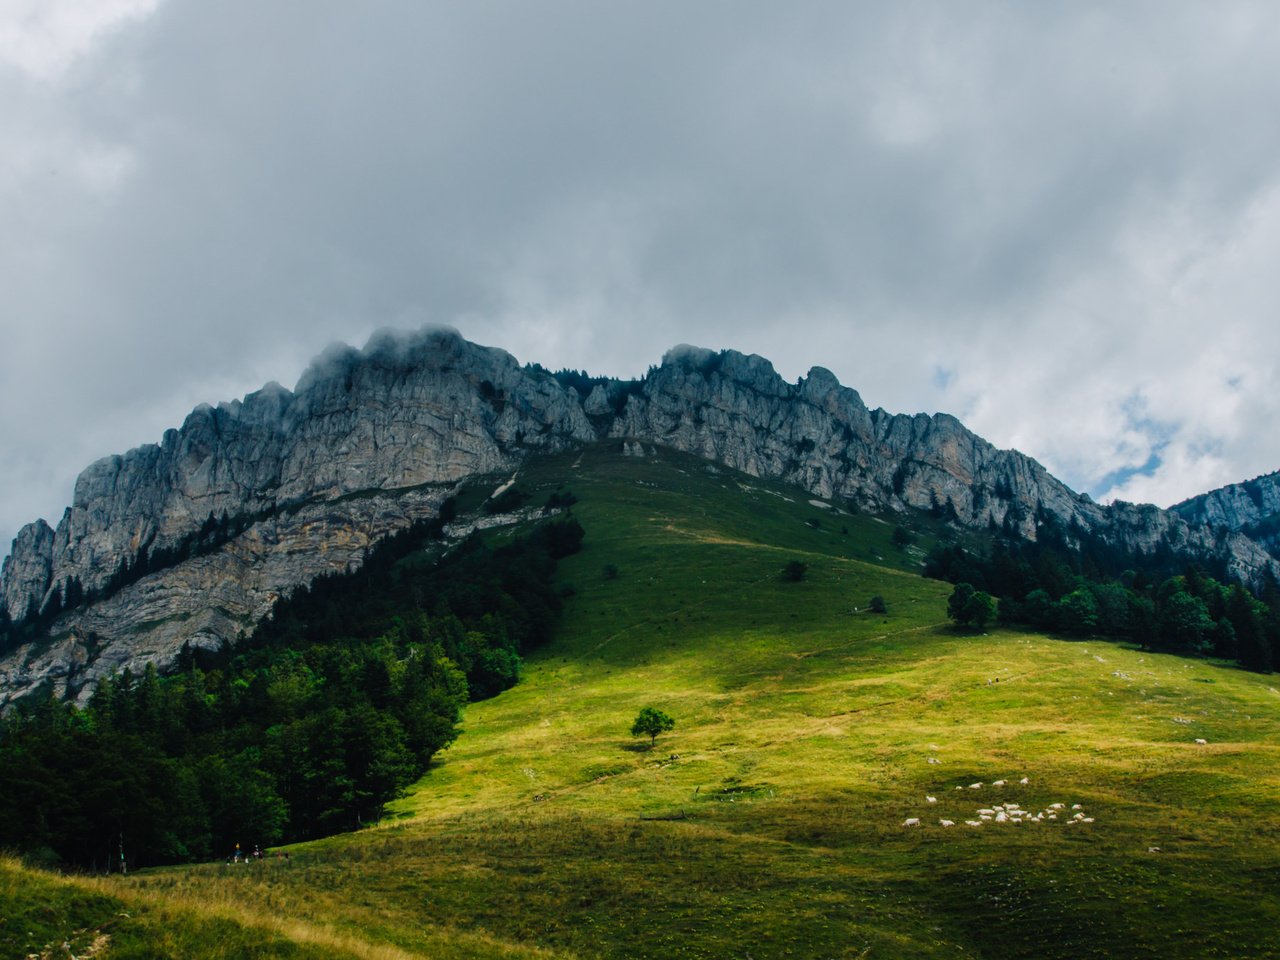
[1194,738,1207,745]
[1049,803,1065,810]
[969,782,983,789]
[992,779,1007,787]
[979,814,992,821]
[1073,812,1086,820]
[939,819,955,827]
[903,818,921,827]
[926,796,937,804]
[1019,777,1029,785]
[978,808,995,815]
[965,820,982,827]
[1081,817,1095,823]
[1071,804,1083,810]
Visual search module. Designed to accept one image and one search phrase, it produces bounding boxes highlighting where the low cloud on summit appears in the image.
[4,1,1280,550]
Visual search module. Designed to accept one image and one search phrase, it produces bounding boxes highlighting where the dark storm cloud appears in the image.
[4,1,1280,553]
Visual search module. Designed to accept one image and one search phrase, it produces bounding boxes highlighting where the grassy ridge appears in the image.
[6,444,1280,958]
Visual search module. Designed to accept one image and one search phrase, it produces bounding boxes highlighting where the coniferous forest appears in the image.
[0,505,583,871]
[927,528,1277,672]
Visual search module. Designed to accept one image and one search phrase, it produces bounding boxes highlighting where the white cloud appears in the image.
[0,0,160,81]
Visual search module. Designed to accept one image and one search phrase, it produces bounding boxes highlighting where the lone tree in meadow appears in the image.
[947,582,997,631]
[630,706,675,747]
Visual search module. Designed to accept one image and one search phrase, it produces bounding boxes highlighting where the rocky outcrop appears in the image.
[614,345,1278,587]
[0,487,449,705]
[0,519,55,622]
[1171,471,1280,557]
[3,328,1276,705]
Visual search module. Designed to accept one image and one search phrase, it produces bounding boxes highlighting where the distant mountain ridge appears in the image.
[1172,470,1280,557]
[2,326,1276,705]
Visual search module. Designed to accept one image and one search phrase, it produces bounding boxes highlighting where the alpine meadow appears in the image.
[3,440,1278,959]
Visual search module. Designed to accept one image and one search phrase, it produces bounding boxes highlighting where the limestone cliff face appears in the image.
[0,520,55,622]
[1171,471,1280,556]
[0,328,594,704]
[2,329,1275,705]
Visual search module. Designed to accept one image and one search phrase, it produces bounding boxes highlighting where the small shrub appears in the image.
[782,560,808,582]
[546,490,578,511]
[868,595,887,614]
[484,486,529,515]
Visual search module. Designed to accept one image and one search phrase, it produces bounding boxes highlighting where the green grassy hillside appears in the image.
[6,445,1279,959]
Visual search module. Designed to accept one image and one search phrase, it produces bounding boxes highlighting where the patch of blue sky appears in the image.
[1092,452,1164,500]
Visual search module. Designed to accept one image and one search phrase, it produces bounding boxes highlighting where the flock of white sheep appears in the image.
[902,778,1095,828]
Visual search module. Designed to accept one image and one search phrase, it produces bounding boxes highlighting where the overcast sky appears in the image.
[4,1,1280,553]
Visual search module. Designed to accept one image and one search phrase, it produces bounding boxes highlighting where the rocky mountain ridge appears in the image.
[1171,471,1280,557]
[3,327,1276,705]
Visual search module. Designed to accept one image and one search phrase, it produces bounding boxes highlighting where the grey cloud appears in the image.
[5,0,1280,553]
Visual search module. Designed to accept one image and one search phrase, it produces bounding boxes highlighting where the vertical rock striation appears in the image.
[1171,470,1280,557]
